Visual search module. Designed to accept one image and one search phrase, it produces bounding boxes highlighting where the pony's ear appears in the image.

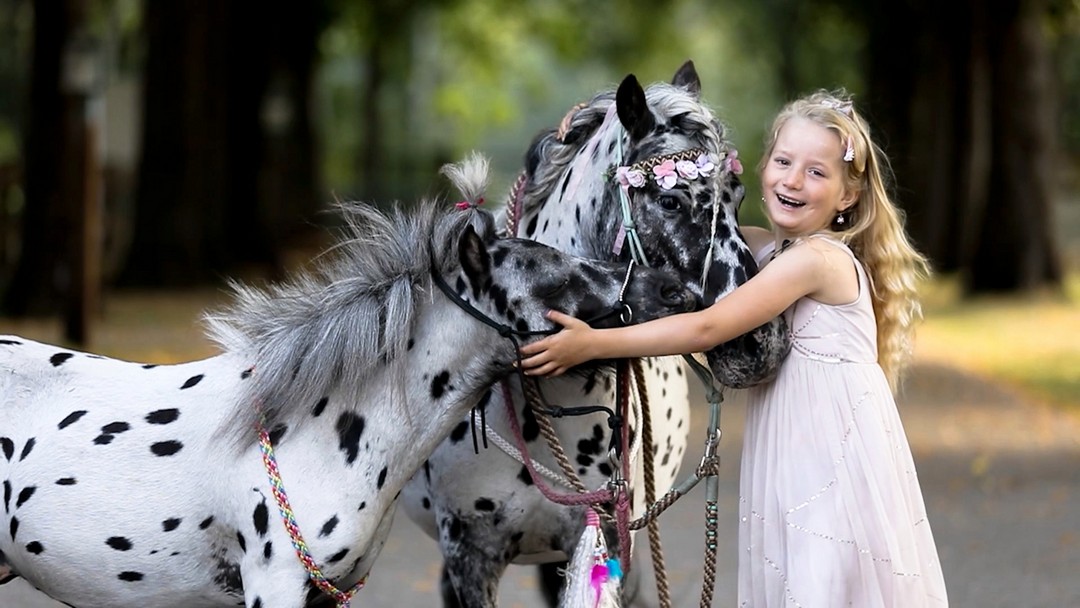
[458,225,491,284]
[671,60,701,98]
[616,74,655,142]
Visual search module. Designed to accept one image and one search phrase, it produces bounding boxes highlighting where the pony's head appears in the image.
[517,61,789,388]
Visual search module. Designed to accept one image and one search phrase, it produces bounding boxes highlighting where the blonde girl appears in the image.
[522,90,949,606]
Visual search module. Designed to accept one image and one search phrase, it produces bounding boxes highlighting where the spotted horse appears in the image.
[400,62,791,607]
[0,156,697,608]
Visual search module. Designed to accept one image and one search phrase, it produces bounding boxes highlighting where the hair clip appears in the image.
[843,137,855,162]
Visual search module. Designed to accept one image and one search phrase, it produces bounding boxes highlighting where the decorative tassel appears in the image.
[560,509,622,608]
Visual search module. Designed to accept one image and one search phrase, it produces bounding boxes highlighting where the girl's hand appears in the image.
[518,310,596,377]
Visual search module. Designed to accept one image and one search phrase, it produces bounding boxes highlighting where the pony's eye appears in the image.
[538,278,569,297]
[656,194,680,211]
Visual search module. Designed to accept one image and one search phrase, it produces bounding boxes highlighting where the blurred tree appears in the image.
[856,0,1065,294]
[2,0,90,315]
[119,0,331,286]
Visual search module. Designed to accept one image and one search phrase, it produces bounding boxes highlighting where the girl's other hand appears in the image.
[518,310,595,377]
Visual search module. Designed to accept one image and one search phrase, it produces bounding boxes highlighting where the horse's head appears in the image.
[448,224,696,363]
[516,61,788,387]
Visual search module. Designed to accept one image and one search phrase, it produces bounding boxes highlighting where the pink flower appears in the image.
[695,153,716,177]
[722,150,742,175]
[652,159,678,189]
[615,166,646,189]
[675,159,699,180]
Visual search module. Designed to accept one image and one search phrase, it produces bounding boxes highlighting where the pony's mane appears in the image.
[206,158,494,445]
[519,81,729,223]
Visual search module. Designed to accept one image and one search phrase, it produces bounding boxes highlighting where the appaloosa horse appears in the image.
[400,62,790,606]
[0,156,696,608]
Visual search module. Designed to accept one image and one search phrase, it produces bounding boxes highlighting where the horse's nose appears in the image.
[659,279,695,311]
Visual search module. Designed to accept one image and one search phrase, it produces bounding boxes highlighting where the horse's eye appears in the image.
[656,194,680,211]
[538,278,569,297]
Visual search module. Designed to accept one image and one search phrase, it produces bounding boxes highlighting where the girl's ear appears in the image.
[839,188,859,211]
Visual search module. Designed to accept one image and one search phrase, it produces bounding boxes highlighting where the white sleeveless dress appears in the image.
[738,236,948,607]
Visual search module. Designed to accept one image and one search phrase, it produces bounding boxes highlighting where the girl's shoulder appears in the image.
[741,226,773,257]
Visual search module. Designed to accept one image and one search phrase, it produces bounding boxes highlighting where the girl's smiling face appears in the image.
[761,116,856,239]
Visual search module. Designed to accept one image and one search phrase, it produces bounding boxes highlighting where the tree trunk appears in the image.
[861,0,1062,295]
[2,0,86,316]
[120,0,326,286]
[968,0,1063,292]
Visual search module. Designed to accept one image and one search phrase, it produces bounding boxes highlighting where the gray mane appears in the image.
[206,157,494,445]
[521,82,729,222]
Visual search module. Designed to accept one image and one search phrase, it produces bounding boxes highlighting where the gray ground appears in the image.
[3,362,1078,607]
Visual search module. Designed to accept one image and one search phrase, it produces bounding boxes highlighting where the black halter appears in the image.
[428,258,638,350]
[430,258,638,454]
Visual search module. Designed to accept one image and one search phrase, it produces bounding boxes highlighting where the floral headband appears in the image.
[614,148,741,191]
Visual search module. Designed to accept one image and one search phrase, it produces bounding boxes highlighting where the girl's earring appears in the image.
[836,213,845,225]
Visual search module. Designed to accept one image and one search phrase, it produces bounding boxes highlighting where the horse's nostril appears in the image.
[661,285,687,306]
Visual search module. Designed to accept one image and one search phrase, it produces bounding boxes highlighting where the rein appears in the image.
[256,413,366,607]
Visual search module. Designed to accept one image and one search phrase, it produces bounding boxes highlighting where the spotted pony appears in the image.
[400,62,790,607]
[0,156,696,608]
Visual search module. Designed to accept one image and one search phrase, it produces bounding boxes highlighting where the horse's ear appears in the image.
[671,60,701,98]
[616,74,655,141]
[458,224,491,282]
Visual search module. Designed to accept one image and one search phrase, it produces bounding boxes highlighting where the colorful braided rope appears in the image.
[258,420,366,607]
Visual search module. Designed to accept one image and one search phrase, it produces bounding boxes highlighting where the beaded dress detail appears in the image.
[738,236,948,607]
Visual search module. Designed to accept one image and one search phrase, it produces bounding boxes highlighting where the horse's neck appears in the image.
[529,181,618,260]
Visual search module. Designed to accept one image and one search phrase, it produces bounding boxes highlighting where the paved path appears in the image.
[3,363,1079,607]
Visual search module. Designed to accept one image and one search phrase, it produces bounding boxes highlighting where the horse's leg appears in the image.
[537,561,566,607]
[438,512,512,608]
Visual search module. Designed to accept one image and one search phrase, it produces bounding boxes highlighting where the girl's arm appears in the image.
[519,239,828,376]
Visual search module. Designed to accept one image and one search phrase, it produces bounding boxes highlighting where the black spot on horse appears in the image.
[162,518,181,532]
[15,487,35,509]
[517,465,534,486]
[49,353,74,366]
[448,420,469,444]
[18,439,34,462]
[57,411,87,430]
[142,364,157,369]
[199,516,215,530]
[180,374,204,389]
[117,571,144,582]
[312,396,329,417]
[319,515,339,538]
[25,541,43,554]
[268,425,288,445]
[106,537,132,551]
[447,516,465,541]
[253,502,269,537]
[102,422,130,434]
[376,466,388,490]
[236,531,247,553]
[0,438,11,461]
[145,409,180,425]
[9,517,18,540]
[327,548,350,564]
[521,407,540,442]
[335,412,366,465]
[240,367,253,379]
[263,541,273,560]
[150,440,183,456]
[2,481,9,512]
[474,498,496,512]
[55,477,76,486]
[0,339,21,345]
[430,370,451,399]
[93,434,115,446]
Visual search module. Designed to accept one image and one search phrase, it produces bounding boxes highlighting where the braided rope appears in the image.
[632,359,671,608]
[258,422,366,607]
[700,500,720,608]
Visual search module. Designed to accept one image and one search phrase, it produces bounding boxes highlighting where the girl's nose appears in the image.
[782,171,802,189]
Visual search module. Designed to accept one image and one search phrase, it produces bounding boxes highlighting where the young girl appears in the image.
[521,90,949,606]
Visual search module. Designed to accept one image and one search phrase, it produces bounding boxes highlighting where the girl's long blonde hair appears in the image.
[762,90,930,391]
